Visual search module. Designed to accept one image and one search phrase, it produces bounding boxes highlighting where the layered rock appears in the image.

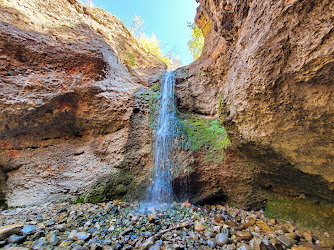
[176,0,334,204]
[0,0,165,207]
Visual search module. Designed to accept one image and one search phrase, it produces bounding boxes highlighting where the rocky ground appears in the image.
[0,201,330,250]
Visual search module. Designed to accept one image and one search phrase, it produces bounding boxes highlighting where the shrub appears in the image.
[187,23,204,60]
[130,16,180,69]
[138,33,172,68]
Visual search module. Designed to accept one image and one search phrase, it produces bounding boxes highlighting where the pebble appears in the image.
[285,232,298,240]
[256,220,270,233]
[277,235,292,248]
[214,214,224,223]
[73,231,91,241]
[7,235,26,244]
[45,230,59,245]
[213,225,221,234]
[236,231,253,240]
[207,239,217,248]
[148,213,157,223]
[20,225,36,235]
[59,240,72,247]
[192,233,199,242]
[30,237,48,250]
[114,243,122,250]
[249,237,262,250]
[0,201,329,249]
[142,236,154,249]
[215,232,229,246]
[303,232,313,242]
[237,243,250,250]
[54,224,66,231]
[204,230,215,238]
[194,221,205,232]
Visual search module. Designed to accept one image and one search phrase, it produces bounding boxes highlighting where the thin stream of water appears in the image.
[147,71,178,206]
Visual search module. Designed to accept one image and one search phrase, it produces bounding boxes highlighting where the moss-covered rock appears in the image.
[113,184,128,198]
[178,113,231,163]
[265,195,334,247]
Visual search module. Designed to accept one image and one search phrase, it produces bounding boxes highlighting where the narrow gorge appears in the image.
[0,0,333,249]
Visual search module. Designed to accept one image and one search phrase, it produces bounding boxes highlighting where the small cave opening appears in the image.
[133,108,140,114]
[172,172,228,205]
[195,194,228,206]
[172,175,191,203]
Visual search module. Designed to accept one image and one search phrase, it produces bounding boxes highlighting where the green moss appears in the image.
[113,184,128,198]
[265,196,334,246]
[127,53,136,67]
[151,83,159,92]
[85,194,103,203]
[72,197,85,204]
[178,113,231,162]
[218,94,224,123]
[124,172,133,178]
[141,78,162,130]
[72,185,105,204]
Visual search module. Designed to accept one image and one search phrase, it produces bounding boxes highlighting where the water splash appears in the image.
[147,71,178,206]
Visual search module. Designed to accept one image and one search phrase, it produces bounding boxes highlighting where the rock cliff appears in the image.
[0,0,165,207]
[176,0,334,205]
[1,0,333,210]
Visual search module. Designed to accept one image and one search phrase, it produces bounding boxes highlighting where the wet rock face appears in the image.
[0,0,165,207]
[172,147,264,209]
[177,0,334,203]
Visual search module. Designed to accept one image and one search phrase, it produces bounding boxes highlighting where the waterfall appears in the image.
[147,71,178,205]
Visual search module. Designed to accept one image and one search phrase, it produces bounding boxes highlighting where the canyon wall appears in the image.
[0,0,165,207]
[176,0,334,205]
[1,0,333,209]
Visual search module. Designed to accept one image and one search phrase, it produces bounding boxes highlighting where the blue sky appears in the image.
[92,0,199,65]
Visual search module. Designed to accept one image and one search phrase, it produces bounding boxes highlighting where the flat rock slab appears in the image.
[0,224,23,240]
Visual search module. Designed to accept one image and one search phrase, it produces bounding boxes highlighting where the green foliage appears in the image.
[130,16,182,69]
[127,53,136,67]
[187,23,204,60]
[218,94,224,123]
[151,83,159,92]
[113,184,128,197]
[124,172,133,178]
[178,114,231,162]
[72,197,85,204]
[138,33,172,68]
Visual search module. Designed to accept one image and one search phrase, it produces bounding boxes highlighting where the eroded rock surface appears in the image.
[0,0,165,207]
[176,0,334,203]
